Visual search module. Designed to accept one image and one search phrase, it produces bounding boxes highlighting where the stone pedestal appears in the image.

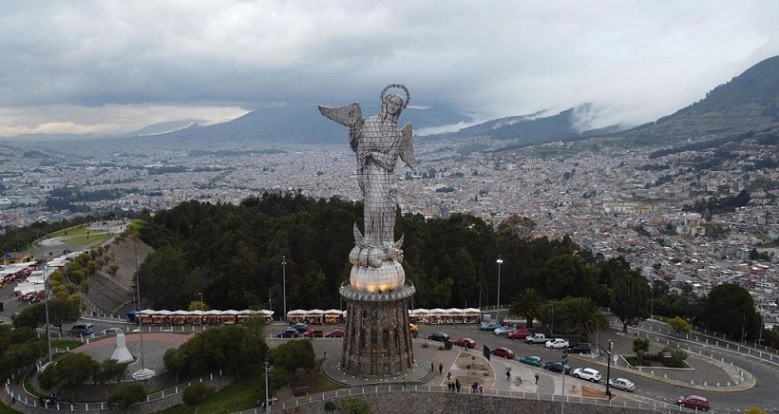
[340,283,415,377]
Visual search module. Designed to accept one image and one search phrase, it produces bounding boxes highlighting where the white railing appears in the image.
[228,384,680,414]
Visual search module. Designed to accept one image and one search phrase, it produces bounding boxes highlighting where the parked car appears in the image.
[518,355,542,367]
[494,326,516,336]
[302,329,324,338]
[677,395,711,411]
[572,368,601,382]
[325,329,344,338]
[526,333,547,344]
[508,327,532,339]
[543,361,571,374]
[608,378,635,392]
[545,338,570,349]
[428,332,450,342]
[567,342,592,354]
[291,322,310,333]
[479,322,500,331]
[491,347,515,359]
[276,328,300,338]
[99,327,123,336]
[69,323,95,336]
[453,337,477,348]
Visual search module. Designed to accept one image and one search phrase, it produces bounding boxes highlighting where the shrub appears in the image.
[325,400,337,411]
[107,384,146,412]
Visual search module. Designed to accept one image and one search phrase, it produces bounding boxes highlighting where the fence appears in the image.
[227,384,687,414]
[3,370,227,412]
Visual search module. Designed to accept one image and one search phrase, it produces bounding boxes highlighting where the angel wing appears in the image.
[319,103,363,152]
[398,122,417,170]
[318,103,362,127]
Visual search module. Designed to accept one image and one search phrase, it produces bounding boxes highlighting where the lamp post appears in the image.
[741,313,746,343]
[496,257,503,313]
[282,256,287,323]
[605,340,613,400]
[649,279,654,320]
[43,265,52,362]
[199,292,203,307]
[560,349,568,414]
[264,357,271,413]
[131,236,154,380]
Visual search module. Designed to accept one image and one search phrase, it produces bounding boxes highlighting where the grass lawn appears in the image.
[157,367,264,414]
[52,339,84,350]
[60,233,112,246]
[0,402,21,414]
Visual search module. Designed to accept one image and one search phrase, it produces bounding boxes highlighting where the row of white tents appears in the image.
[285,308,484,324]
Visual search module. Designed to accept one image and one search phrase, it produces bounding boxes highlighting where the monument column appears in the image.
[319,84,417,377]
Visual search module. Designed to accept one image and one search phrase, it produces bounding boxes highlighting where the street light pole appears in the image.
[264,357,271,413]
[560,350,568,414]
[496,257,503,313]
[282,256,287,323]
[741,313,746,343]
[43,265,52,362]
[605,340,613,400]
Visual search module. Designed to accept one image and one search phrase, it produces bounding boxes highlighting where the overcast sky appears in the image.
[1,1,778,138]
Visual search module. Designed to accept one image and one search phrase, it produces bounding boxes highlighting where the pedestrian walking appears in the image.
[402,376,406,390]
[447,371,451,381]
[534,373,539,385]
[506,367,511,381]
[438,362,443,375]
[431,362,434,372]
[448,381,454,392]
[471,382,478,394]
[455,379,461,393]
[479,384,484,394]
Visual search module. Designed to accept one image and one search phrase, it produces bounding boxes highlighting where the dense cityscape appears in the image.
[2,132,778,330]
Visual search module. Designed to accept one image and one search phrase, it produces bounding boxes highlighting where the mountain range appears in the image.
[4,55,779,148]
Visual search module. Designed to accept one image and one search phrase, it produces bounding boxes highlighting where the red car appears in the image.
[508,328,531,339]
[302,329,323,338]
[491,347,515,359]
[453,337,476,348]
[677,395,711,411]
[325,329,344,338]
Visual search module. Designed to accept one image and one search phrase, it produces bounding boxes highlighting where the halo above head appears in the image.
[380,84,410,109]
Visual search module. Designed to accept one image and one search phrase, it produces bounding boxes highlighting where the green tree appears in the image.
[632,337,650,365]
[38,353,100,393]
[668,316,691,336]
[163,347,187,382]
[107,384,147,413]
[610,273,650,333]
[702,284,757,340]
[746,407,768,414]
[96,359,129,384]
[560,297,609,342]
[508,288,546,328]
[270,339,315,380]
[47,299,81,335]
[11,302,46,329]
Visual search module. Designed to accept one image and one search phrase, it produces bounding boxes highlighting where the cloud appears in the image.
[0,0,777,137]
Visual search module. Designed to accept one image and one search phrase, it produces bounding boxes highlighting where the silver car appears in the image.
[609,377,635,392]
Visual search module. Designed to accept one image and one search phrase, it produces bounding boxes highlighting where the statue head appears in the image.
[380,83,410,119]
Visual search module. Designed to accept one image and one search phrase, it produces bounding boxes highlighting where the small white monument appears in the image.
[110,332,134,364]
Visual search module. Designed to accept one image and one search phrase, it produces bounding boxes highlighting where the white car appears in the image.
[545,338,570,349]
[573,368,602,383]
[100,327,123,336]
[493,326,516,336]
[609,377,635,392]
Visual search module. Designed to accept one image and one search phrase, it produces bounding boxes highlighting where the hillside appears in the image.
[621,55,779,143]
[86,236,154,316]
